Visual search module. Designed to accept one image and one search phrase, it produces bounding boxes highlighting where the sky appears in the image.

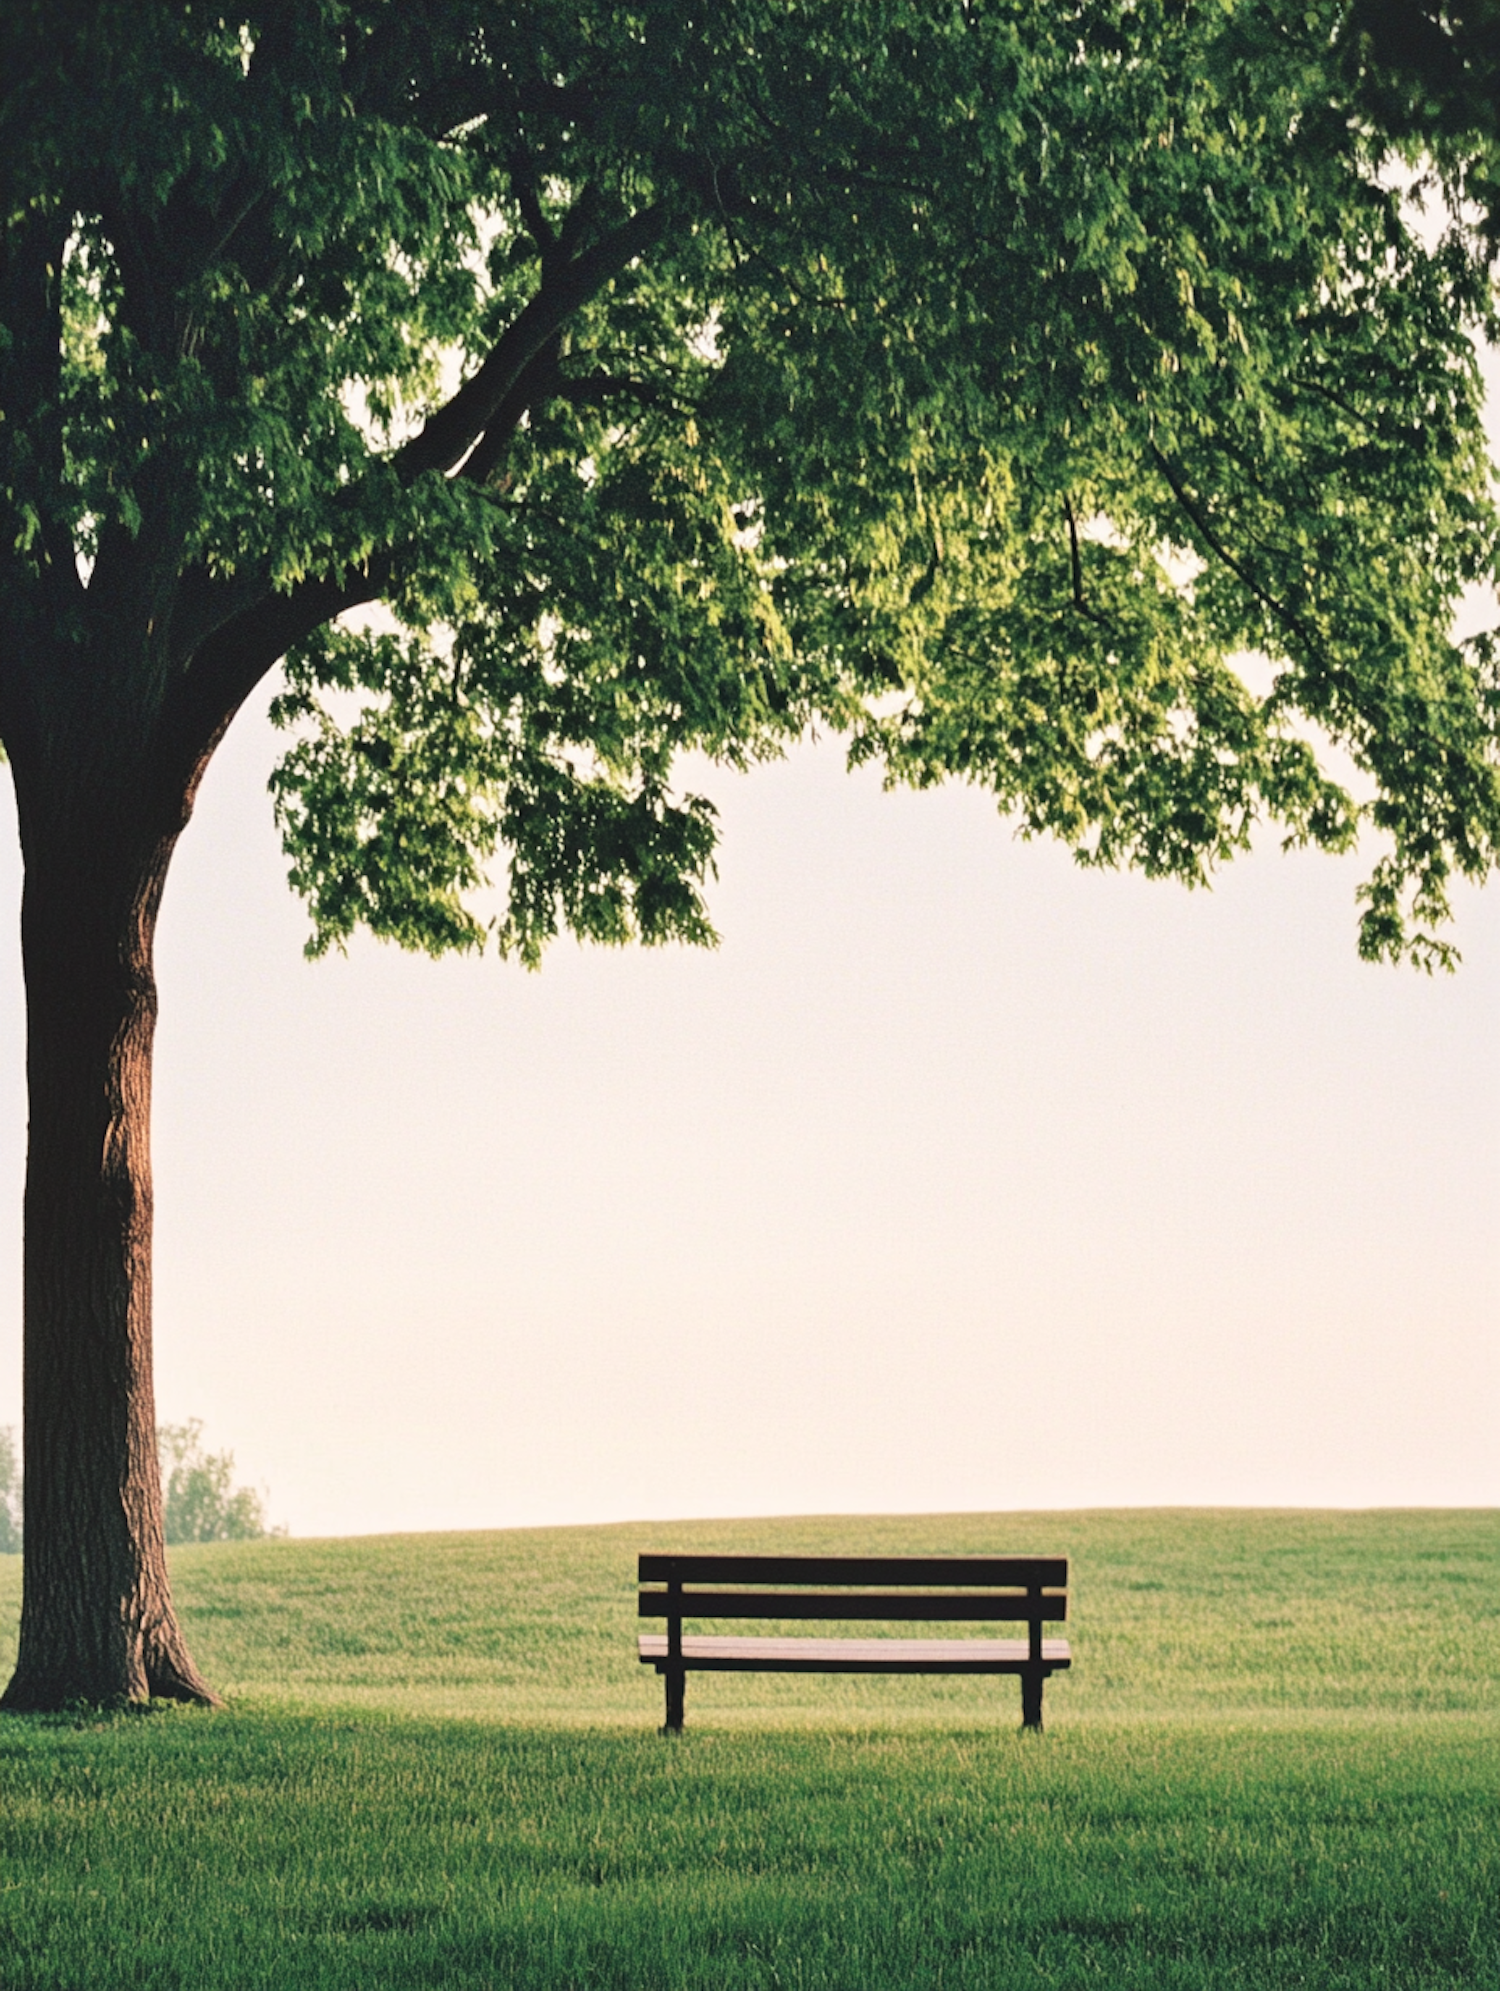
[0,447,1496,1546]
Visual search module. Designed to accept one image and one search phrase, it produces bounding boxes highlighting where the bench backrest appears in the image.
[639,1554,1068,1656]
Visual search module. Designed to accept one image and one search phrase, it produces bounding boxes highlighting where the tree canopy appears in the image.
[1340,0,1500,240]
[4,0,1498,968]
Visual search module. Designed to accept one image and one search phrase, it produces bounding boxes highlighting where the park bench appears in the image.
[638,1552,1070,1731]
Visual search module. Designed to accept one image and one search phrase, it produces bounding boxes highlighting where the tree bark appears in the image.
[0,705,219,1709]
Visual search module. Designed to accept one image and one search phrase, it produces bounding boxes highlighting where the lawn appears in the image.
[0,1509,1494,1988]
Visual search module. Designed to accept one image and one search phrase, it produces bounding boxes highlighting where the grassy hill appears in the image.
[0,1509,1495,1988]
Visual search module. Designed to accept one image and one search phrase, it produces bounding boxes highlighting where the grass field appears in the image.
[0,1508,1495,1988]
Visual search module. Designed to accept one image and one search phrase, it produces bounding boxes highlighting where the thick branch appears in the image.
[160,186,671,803]
[166,563,285,673]
[458,335,562,487]
[395,203,667,479]
[168,204,665,682]
[155,565,391,826]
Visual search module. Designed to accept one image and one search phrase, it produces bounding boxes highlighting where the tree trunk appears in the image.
[0,720,219,1709]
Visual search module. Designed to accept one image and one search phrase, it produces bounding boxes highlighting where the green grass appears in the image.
[0,1509,1495,1988]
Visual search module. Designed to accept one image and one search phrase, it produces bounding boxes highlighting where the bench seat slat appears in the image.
[638,1554,1067,1588]
[639,1589,1066,1622]
[639,1634,1072,1674]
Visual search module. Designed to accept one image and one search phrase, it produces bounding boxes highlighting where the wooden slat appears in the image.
[639,1589,1067,1623]
[638,1634,1072,1673]
[637,1553,1067,1587]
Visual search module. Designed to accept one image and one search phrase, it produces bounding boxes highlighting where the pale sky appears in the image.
[0,385,1496,1539]
[3,705,1497,1535]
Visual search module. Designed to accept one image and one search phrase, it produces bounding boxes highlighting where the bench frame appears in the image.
[638,1553,1069,1732]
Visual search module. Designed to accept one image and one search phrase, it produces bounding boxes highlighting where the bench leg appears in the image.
[662,1664,686,1734]
[1021,1667,1044,1731]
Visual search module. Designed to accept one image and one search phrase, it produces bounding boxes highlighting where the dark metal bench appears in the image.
[638,1552,1070,1732]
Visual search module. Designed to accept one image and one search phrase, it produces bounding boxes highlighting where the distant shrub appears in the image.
[0,1420,279,1551]
[159,1421,281,1544]
[0,1426,19,1554]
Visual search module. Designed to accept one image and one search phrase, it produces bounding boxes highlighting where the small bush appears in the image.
[159,1421,279,1544]
[0,1425,19,1554]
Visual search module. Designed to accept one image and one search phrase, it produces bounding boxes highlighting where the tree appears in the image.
[0,1428,20,1556]
[1,0,1497,1710]
[158,1421,276,1544]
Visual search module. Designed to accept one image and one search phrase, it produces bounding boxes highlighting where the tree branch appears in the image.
[167,193,668,676]
[158,180,675,802]
[1063,494,1085,608]
[553,372,690,414]
[1148,441,1323,664]
[457,335,562,487]
[458,356,693,489]
[509,142,559,269]
[1061,495,1109,628]
[394,202,668,481]
[154,562,393,822]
